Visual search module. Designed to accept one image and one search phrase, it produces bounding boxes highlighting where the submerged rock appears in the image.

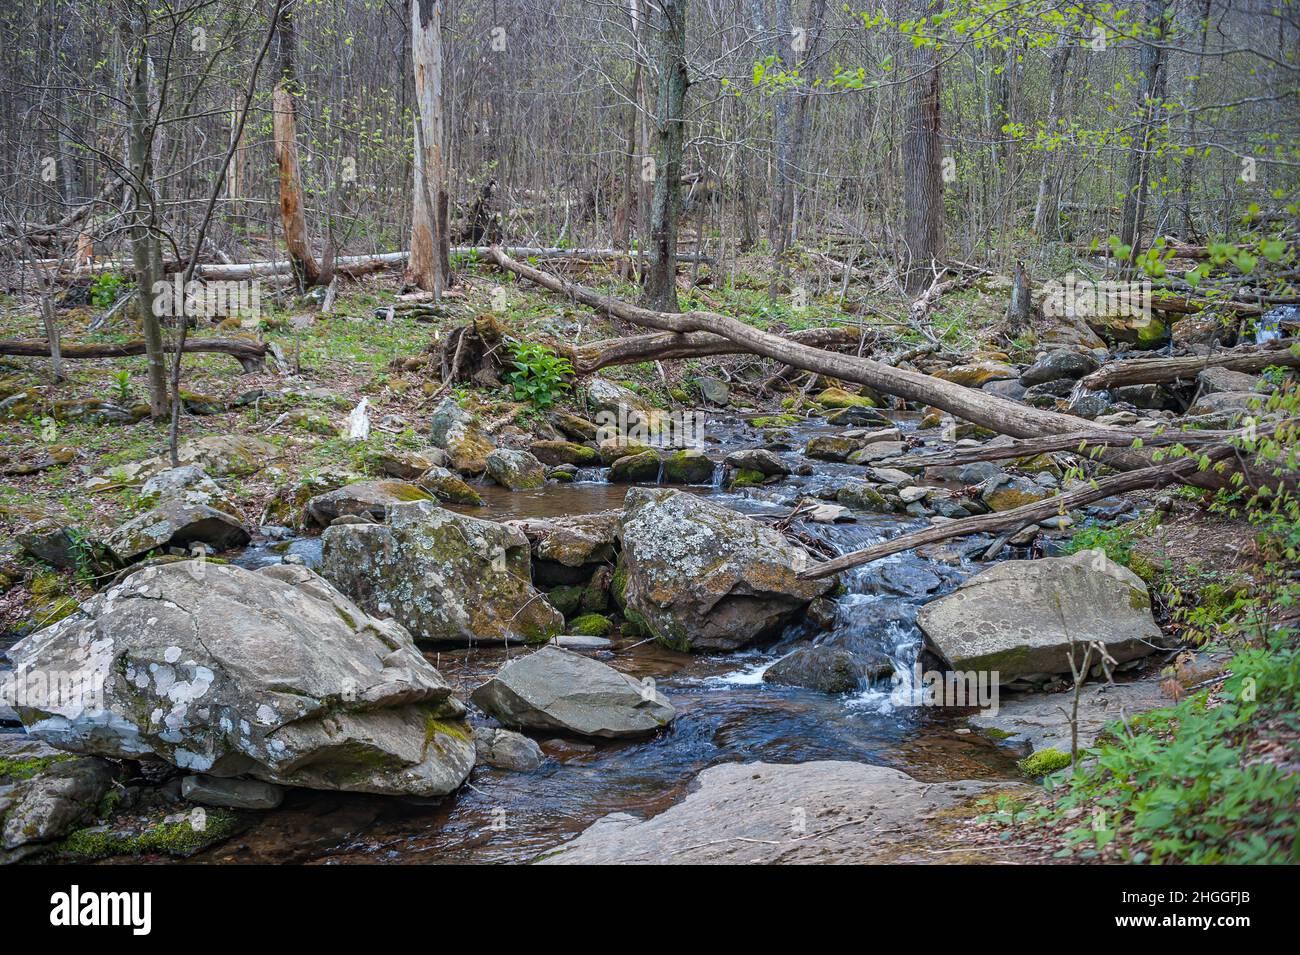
[536,761,999,864]
[6,561,475,797]
[471,646,675,738]
[322,500,563,645]
[917,549,1165,681]
[616,488,832,652]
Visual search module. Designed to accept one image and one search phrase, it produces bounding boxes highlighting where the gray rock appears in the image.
[617,488,832,652]
[305,479,433,528]
[695,377,730,406]
[182,774,284,810]
[7,561,475,797]
[105,500,250,564]
[376,448,448,480]
[536,761,1001,864]
[486,448,546,490]
[1020,349,1101,386]
[1187,391,1263,416]
[1196,366,1261,395]
[473,727,544,771]
[982,379,1027,400]
[723,448,789,476]
[763,646,871,694]
[140,465,239,513]
[2,756,116,851]
[826,406,889,426]
[917,549,1165,681]
[969,677,1171,754]
[507,511,620,568]
[548,635,613,649]
[322,500,563,645]
[16,520,85,570]
[429,396,495,474]
[1023,378,1076,401]
[471,646,675,738]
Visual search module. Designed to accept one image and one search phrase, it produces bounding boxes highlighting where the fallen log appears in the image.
[1081,340,1300,390]
[556,325,866,375]
[799,442,1239,579]
[885,425,1250,469]
[0,338,268,373]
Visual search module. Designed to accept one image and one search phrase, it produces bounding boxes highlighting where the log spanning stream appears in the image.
[195,413,1027,864]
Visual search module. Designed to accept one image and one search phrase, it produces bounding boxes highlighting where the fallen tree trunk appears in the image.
[556,325,866,375]
[486,246,1245,491]
[799,442,1239,579]
[0,337,268,373]
[885,424,1250,469]
[1082,340,1300,390]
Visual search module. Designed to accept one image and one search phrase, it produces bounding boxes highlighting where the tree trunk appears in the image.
[902,0,945,293]
[125,16,168,419]
[643,0,687,313]
[1118,0,1168,266]
[272,5,319,288]
[409,0,448,296]
[1031,36,1073,236]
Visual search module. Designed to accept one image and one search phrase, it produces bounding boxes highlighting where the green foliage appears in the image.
[110,369,132,404]
[1018,748,1073,778]
[503,339,573,409]
[88,272,130,309]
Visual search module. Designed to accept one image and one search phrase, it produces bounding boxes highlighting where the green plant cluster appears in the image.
[504,339,573,409]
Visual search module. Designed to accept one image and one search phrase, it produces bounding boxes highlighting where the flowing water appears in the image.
[204,413,1023,864]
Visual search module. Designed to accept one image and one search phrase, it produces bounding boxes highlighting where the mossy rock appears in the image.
[609,450,661,483]
[1017,748,1073,778]
[548,584,584,617]
[814,387,876,409]
[568,613,613,637]
[661,449,714,485]
[529,440,600,468]
[728,468,768,488]
[751,413,799,429]
[57,809,244,860]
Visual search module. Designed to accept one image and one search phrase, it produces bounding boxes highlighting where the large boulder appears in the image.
[1196,366,1260,395]
[536,761,997,864]
[486,448,546,490]
[586,378,668,437]
[305,479,432,528]
[616,488,832,652]
[916,549,1165,680]
[507,511,620,569]
[322,500,563,645]
[470,646,675,738]
[6,561,475,797]
[429,396,495,474]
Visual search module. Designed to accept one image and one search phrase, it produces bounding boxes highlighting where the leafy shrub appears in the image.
[89,272,129,308]
[504,340,573,409]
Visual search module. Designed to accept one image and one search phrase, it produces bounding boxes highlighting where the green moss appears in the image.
[58,809,241,860]
[981,727,1018,741]
[334,606,358,629]
[568,613,613,637]
[729,468,767,488]
[423,716,472,744]
[548,584,584,617]
[1017,748,1073,778]
[0,754,75,780]
[751,414,799,429]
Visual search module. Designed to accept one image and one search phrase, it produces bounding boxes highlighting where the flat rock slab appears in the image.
[536,761,998,864]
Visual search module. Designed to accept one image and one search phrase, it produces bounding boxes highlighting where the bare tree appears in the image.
[901,0,944,294]
[643,0,687,313]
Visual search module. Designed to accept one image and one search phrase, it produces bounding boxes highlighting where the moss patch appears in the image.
[1017,748,1073,778]
[568,613,613,637]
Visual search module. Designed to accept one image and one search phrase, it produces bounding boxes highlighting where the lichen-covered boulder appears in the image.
[723,448,789,477]
[470,646,675,738]
[104,499,251,564]
[5,561,475,797]
[429,396,495,474]
[916,549,1165,680]
[486,448,546,490]
[507,511,620,568]
[980,474,1053,511]
[616,488,832,652]
[304,479,432,527]
[585,378,669,435]
[321,501,563,645]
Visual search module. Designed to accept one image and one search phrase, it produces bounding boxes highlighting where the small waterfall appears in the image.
[573,467,609,484]
[710,463,725,489]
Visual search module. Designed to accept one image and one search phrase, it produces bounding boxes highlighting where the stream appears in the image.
[202,412,1025,864]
